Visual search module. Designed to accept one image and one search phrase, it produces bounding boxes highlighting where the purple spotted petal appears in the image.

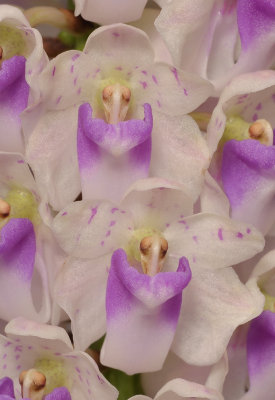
[0,218,36,282]
[0,56,29,153]
[237,0,275,50]
[77,103,153,202]
[222,139,275,235]
[101,248,191,374]
[0,378,14,398]
[45,387,72,400]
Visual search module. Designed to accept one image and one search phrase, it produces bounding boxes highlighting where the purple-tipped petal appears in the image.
[45,387,72,400]
[101,249,191,374]
[0,56,29,153]
[0,378,14,398]
[77,103,153,203]
[222,139,275,235]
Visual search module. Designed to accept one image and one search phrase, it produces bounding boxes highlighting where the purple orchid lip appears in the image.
[0,55,29,153]
[101,248,191,373]
[237,0,275,51]
[0,56,26,88]
[78,102,153,157]
[0,218,36,283]
[0,377,15,398]
[77,102,153,202]
[221,138,275,233]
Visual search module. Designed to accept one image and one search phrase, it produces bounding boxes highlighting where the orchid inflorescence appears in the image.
[0,1,275,399]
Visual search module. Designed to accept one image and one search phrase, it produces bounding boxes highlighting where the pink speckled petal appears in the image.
[53,200,133,259]
[165,213,264,270]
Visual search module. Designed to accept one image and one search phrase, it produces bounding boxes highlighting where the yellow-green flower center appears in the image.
[34,358,70,395]
[261,289,275,313]
[0,23,28,61]
[219,115,273,147]
[0,187,40,228]
[219,116,250,146]
[125,227,162,263]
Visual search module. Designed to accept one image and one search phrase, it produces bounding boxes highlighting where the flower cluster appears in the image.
[0,1,275,399]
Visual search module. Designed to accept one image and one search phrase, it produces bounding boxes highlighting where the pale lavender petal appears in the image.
[77,103,152,202]
[101,249,191,374]
[0,218,35,283]
[0,378,14,398]
[45,387,71,400]
[222,139,275,235]
[0,56,29,153]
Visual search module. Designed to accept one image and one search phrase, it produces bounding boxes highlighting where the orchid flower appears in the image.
[155,0,275,93]
[0,5,47,153]
[0,317,118,400]
[206,70,275,235]
[23,23,212,210]
[52,178,264,373]
[0,152,64,324]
